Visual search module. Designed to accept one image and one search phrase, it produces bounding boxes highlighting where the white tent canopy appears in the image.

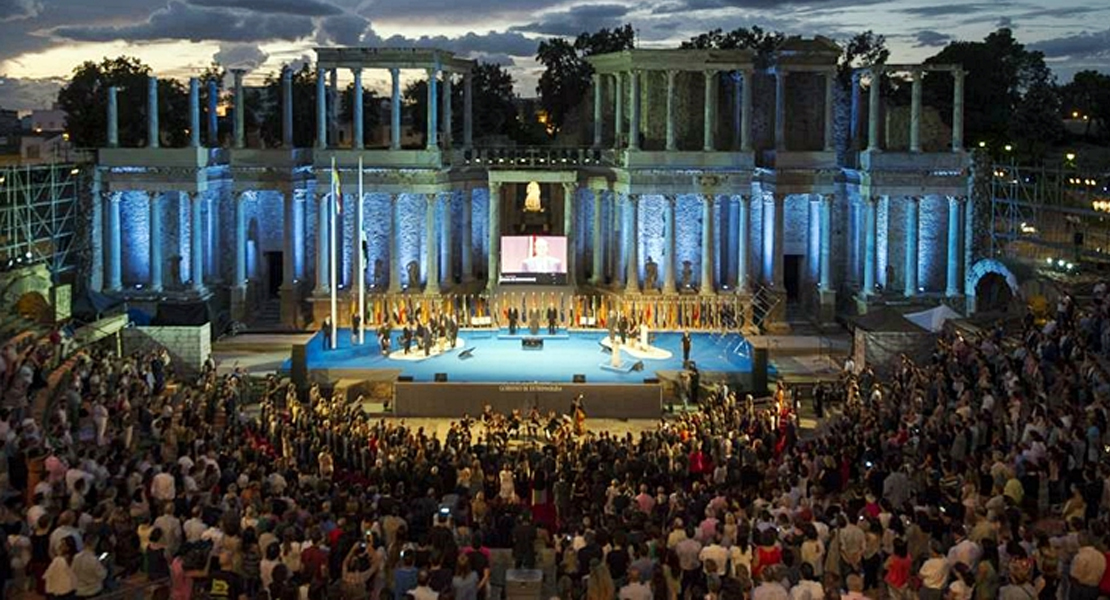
[905,305,963,333]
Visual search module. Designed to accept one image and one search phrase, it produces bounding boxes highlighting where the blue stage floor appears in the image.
[291,329,757,384]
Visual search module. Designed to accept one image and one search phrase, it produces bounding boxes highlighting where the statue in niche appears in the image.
[644,256,659,290]
[372,259,384,289]
[524,181,544,213]
[406,260,421,290]
[680,260,694,290]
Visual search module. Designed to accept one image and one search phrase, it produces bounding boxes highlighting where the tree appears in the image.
[259,64,317,148]
[1060,70,1110,140]
[340,83,381,147]
[58,56,154,147]
[536,24,635,136]
[197,61,230,145]
[838,31,889,88]
[1010,73,1063,160]
[403,79,428,146]
[681,26,784,68]
[456,62,519,142]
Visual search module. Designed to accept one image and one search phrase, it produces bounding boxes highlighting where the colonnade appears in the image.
[102,191,209,292]
[862,66,966,153]
[857,195,966,298]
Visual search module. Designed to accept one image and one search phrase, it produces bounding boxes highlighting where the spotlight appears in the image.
[70,168,80,175]
[24,251,31,259]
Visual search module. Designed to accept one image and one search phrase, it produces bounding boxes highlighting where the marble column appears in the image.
[952,69,965,152]
[442,73,453,149]
[628,70,641,151]
[740,70,753,152]
[563,183,577,285]
[613,73,623,148]
[463,73,474,149]
[390,68,402,150]
[904,197,919,296]
[233,70,245,149]
[700,195,714,295]
[593,74,603,148]
[774,69,787,151]
[281,67,294,148]
[328,69,338,148]
[910,70,923,153]
[207,79,218,146]
[863,197,877,295]
[664,195,677,294]
[316,68,327,149]
[315,192,330,293]
[487,184,500,291]
[819,195,832,291]
[625,195,638,293]
[107,87,119,148]
[188,78,200,148]
[149,192,163,291]
[281,191,295,289]
[388,195,401,294]
[207,194,219,282]
[425,193,439,294]
[946,196,962,296]
[591,188,603,286]
[461,190,473,281]
[666,70,678,151]
[441,192,453,285]
[703,70,716,151]
[190,193,204,291]
[235,193,248,286]
[90,179,104,292]
[736,195,749,291]
[107,193,122,292]
[850,73,862,148]
[824,71,836,152]
[147,76,159,149]
[868,67,882,152]
[771,195,785,290]
[425,68,439,149]
[352,68,364,150]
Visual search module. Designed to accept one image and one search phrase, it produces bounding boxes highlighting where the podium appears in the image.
[505,569,543,600]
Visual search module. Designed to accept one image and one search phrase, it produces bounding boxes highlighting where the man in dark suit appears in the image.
[415,321,427,353]
[402,324,413,354]
[508,307,519,334]
[618,313,629,345]
[546,305,558,335]
[422,321,433,356]
[681,330,692,363]
[321,316,332,350]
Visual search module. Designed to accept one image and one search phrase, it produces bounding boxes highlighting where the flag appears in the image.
[331,159,343,215]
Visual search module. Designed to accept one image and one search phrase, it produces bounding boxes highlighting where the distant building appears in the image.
[29,108,67,134]
[0,108,19,155]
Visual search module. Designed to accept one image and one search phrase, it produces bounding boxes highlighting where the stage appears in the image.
[288,329,760,418]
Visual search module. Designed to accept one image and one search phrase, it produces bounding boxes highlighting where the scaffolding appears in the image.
[0,163,81,279]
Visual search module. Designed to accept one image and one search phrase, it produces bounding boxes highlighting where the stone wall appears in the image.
[122,322,211,376]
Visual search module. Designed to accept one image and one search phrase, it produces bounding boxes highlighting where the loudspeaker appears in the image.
[752,347,769,395]
[434,373,448,382]
[572,374,586,383]
[643,377,660,384]
[522,338,544,350]
[397,375,414,382]
[291,344,307,390]
[683,360,697,370]
[631,360,644,372]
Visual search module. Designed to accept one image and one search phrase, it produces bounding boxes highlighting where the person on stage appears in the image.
[378,322,392,356]
[546,304,558,335]
[351,311,361,345]
[508,306,519,335]
[321,316,332,350]
[422,321,433,357]
[447,314,458,349]
[402,323,413,355]
[681,330,692,363]
[570,394,587,436]
[618,313,629,345]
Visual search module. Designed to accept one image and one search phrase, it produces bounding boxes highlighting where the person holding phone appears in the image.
[72,534,106,599]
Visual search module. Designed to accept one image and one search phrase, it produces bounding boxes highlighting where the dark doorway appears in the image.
[784,255,802,302]
[974,273,1014,313]
[265,252,283,298]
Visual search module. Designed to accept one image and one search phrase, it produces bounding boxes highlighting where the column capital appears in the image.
[425,66,439,79]
[390,66,400,77]
[350,66,362,76]
[561,182,577,194]
[776,67,789,78]
[147,190,160,203]
[666,69,679,79]
[489,182,502,193]
[592,72,600,84]
[280,66,292,80]
[953,68,965,80]
[870,64,884,76]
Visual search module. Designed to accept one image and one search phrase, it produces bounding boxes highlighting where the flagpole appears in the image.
[358,155,365,345]
[329,156,338,349]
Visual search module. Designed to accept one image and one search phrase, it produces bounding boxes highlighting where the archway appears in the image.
[965,259,1020,314]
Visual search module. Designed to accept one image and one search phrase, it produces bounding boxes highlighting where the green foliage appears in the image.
[838,31,889,88]
[536,24,635,136]
[57,56,154,147]
[1011,73,1063,160]
[680,26,784,68]
[1060,70,1110,141]
[340,82,381,147]
[259,64,317,148]
[403,79,429,145]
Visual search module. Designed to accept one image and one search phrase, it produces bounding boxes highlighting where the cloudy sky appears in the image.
[0,0,1107,112]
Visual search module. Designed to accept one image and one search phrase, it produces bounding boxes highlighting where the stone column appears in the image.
[666,70,678,151]
[233,70,245,149]
[107,193,122,292]
[316,68,327,149]
[904,196,919,296]
[664,195,677,294]
[946,196,961,296]
[328,69,338,148]
[591,188,603,285]
[207,79,218,146]
[952,69,965,152]
[592,73,603,148]
[824,71,836,151]
[147,76,159,149]
[279,68,293,148]
[863,197,877,295]
[628,70,641,151]
[107,87,119,148]
[463,73,473,149]
[700,195,714,295]
[487,183,500,291]
[774,69,787,151]
[188,78,200,148]
[352,68,364,150]
[441,192,453,285]
[910,70,923,153]
[703,70,716,152]
[737,195,749,291]
[425,67,439,149]
[390,68,402,150]
[771,195,785,290]
[625,195,638,292]
[91,179,104,291]
[740,69,753,152]
[850,72,862,148]
[562,183,577,285]
[236,193,248,286]
[442,72,453,149]
[190,193,204,291]
[613,72,623,148]
[207,194,219,282]
[315,192,330,293]
[388,195,401,293]
[819,195,832,291]
[461,189,473,281]
[149,192,163,291]
[867,67,882,152]
[425,193,439,294]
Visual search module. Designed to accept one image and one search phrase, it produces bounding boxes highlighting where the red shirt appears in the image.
[885,555,911,588]
[753,545,781,579]
[1100,551,1110,595]
[301,545,328,582]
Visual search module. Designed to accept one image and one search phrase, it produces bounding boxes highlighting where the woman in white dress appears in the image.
[499,464,516,503]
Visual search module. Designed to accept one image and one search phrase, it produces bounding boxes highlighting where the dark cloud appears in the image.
[914,30,951,48]
[316,13,371,45]
[1029,28,1110,60]
[510,4,631,37]
[213,43,270,72]
[650,0,884,14]
[52,1,314,43]
[0,0,40,21]
[1017,5,1096,19]
[369,30,539,58]
[0,76,63,112]
[900,3,1009,17]
[471,53,517,66]
[996,16,1014,28]
[357,0,559,23]
[187,0,341,17]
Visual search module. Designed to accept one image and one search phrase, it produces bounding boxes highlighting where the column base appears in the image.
[280,284,300,328]
[698,286,715,296]
[230,285,248,322]
[625,284,640,294]
[819,289,837,324]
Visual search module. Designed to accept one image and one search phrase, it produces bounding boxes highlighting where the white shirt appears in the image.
[790,580,825,600]
[43,555,77,595]
[699,544,729,575]
[619,581,653,600]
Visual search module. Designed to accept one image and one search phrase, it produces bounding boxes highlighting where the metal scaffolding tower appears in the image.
[0,163,81,279]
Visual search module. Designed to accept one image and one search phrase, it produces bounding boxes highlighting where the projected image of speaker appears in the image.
[572,374,586,383]
[434,373,448,382]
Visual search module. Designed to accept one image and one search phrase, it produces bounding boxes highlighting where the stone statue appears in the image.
[644,256,659,290]
[680,260,693,289]
[406,260,421,290]
[524,181,544,213]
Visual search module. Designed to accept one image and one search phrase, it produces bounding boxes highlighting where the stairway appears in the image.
[247,298,283,332]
